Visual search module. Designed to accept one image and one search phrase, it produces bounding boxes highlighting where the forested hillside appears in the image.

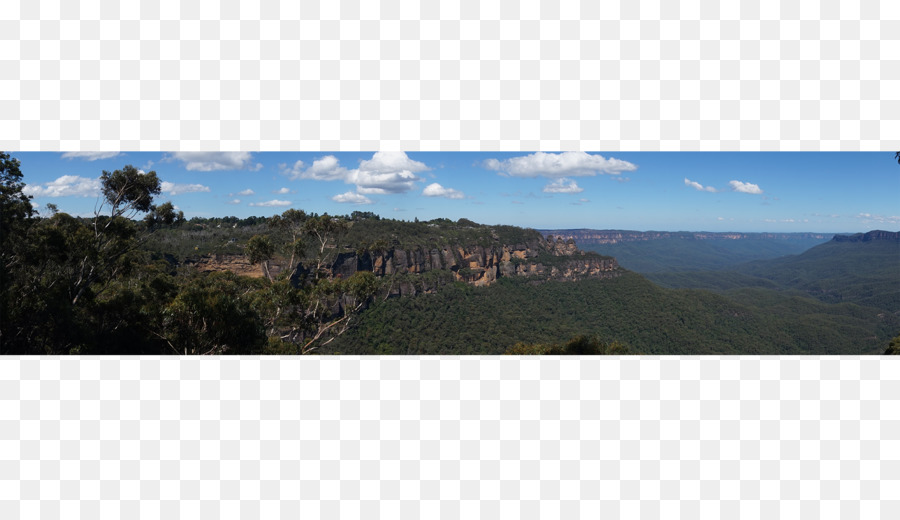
[649,232,900,312]
[327,273,898,355]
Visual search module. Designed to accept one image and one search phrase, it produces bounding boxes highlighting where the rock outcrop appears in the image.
[188,254,284,279]
[292,235,621,295]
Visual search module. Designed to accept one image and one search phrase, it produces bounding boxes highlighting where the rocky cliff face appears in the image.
[293,235,621,295]
[188,254,285,279]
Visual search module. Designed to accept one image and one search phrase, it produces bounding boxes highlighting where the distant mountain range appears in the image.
[539,229,833,244]
[832,230,900,243]
[540,229,835,273]
[649,229,900,310]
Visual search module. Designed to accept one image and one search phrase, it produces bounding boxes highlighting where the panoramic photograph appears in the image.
[1,151,898,355]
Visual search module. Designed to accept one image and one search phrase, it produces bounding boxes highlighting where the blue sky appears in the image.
[14,151,900,232]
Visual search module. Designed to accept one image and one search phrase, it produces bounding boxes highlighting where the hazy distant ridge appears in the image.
[831,230,900,243]
[539,229,833,245]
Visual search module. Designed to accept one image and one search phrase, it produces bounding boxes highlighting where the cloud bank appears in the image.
[160,181,211,196]
[287,152,430,195]
[484,152,637,178]
[332,191,374,204]
[856,213,900,224]
[23,175,101,197]
[248,199,292,207]
[60,152,122,161]
[170,152,262,172]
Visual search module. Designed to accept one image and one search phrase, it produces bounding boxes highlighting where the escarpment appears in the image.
[292,234,621,296]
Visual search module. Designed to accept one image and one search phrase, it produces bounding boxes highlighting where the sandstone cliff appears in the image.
[292,235,621,296]
[187,254,285,279]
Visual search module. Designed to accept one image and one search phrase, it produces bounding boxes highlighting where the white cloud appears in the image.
[684,178,718,192]
[23,175,101,197]
[358,151,428,174]
[351,152,430,194]
[484,152,637,178]
[292,155,351,181]
[282,160,304,178]
[352,169,420,194]
[248,199,292,207]
[579,198,590,203]
[422,183,465,199]
[160,181,211,195]
[542,178,584,194]
[729,180,763,194]
[226,199,241,205]
[274,187,291,194]
[332,191,374,204]
[289,152,431,195]
[60,152,121,161]
[237,189,255,196]
[170,152,261,172]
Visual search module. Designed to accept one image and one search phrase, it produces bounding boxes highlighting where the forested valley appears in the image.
[2,152,898,355]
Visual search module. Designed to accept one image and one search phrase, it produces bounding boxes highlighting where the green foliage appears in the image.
[264,336,299,355]
[1,210,178,354]
[1,152,35,347]
[886,334,900,355]
[246,234,275,280]
[161,272,266,354]
[100,165,161,217]
[0,151,34,237]
[340,216,543,251]
[328,273,898,355]
[351,211,380,221]
[246,235,274,264]
[141,221,269,260]
[144,201,185,228]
